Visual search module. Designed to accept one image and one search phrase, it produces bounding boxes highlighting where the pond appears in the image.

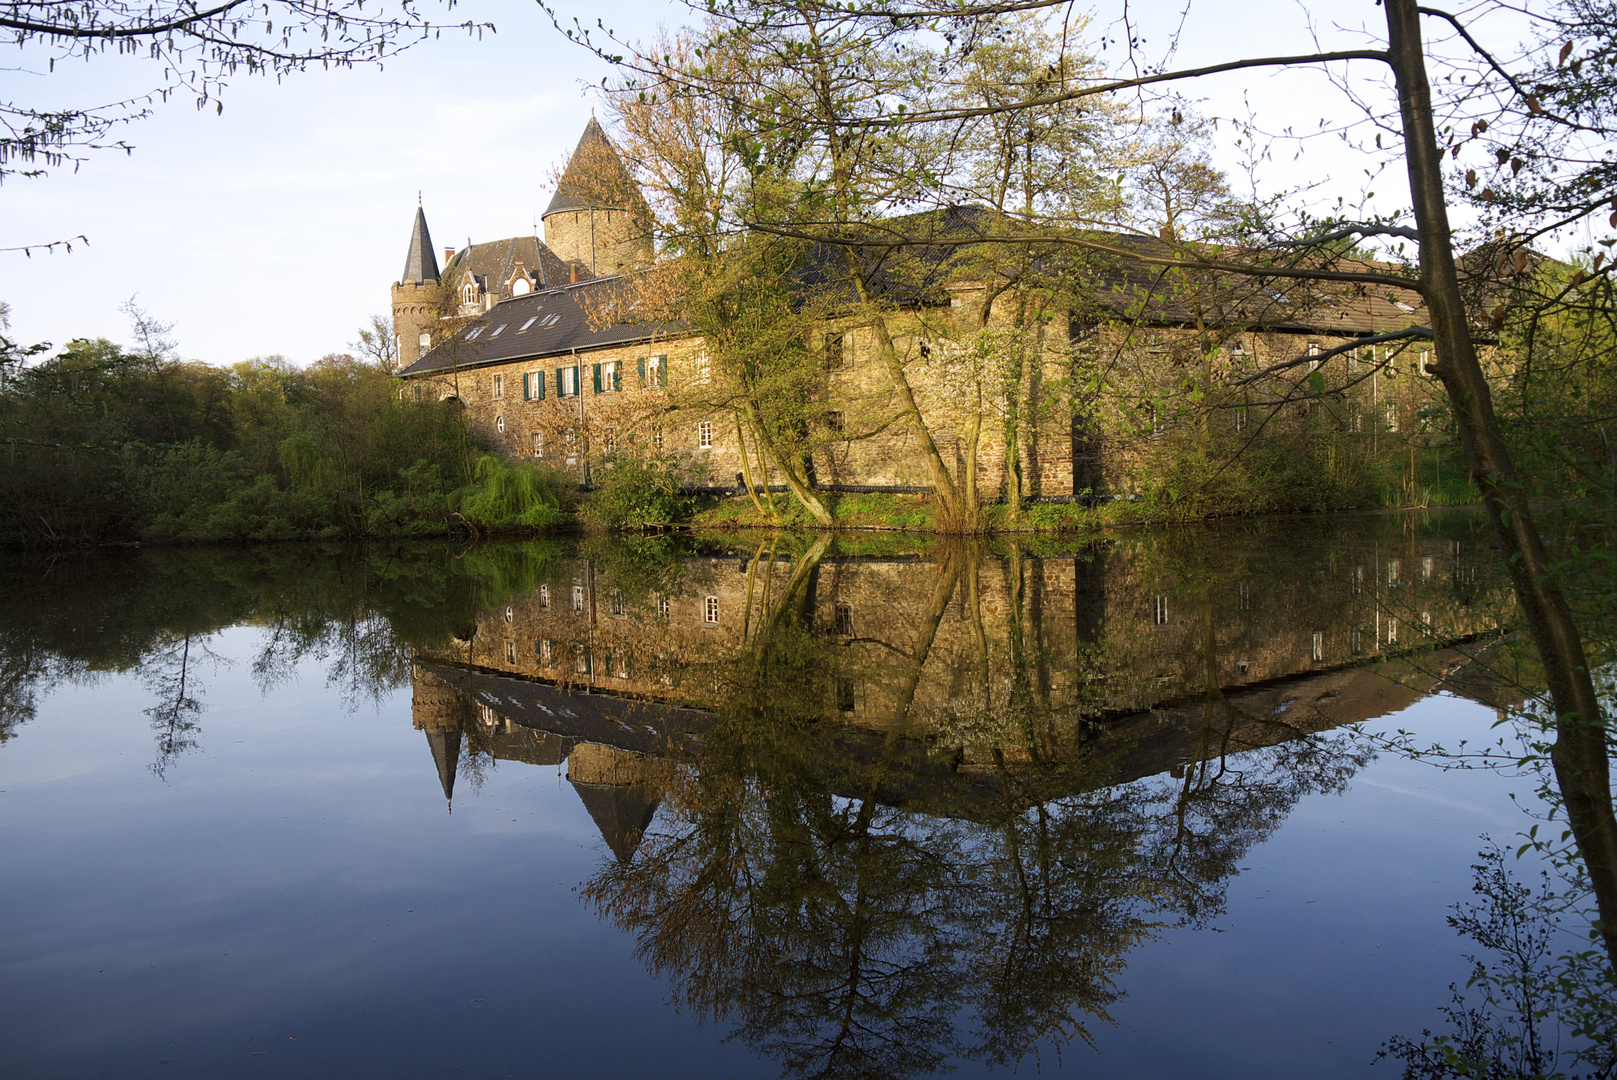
[0,513,1588,1078]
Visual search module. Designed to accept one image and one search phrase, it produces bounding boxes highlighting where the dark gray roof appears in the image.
[570,781,661,863]
[401,205,440,284]
[425,727,460,805]
[396,275,685,377]
[444,234,585,296]
[543,117,649,219]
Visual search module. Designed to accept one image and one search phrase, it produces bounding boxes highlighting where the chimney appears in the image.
[444,247,456,265]
[570,263,579,284]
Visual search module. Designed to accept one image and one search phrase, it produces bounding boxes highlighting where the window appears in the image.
[538,313,560,328]
[538,639,553,665]
[1350,627,1364,655]
[558,365,579,397]
[1422,556,1434,580]
[419,332,431,349]
[825,410,845,434]
[564,430,578,463]
[1387,620,1398,646]
[697,354,711,383]
[1312,631,1324,662]
[572,583,585,613]
[835,603,853,636]
[657,595,670,620]
[1153,595,1169,625]
[604,427,618,453]
[511,279,531,296]
[1420,350,1437,376]
[539,584,550,609]
[531,431,544,458]
[698,420,713,449]
[523,370,544,401]
[463,283,478,305]
[594,360,620,393]
[1385,403,1399,433]
[836,678,856,713]
[704,596,719,624]
[824,332,846,370]
[1386,558,1401,584]
[610,590,626,618]
[1237,582,1251,611]
[504,606,514,624]
[1233,405,1247,432]
[506,640,516,664]
[495,414,505,434]
[641,354,665,388]
[490,324,508,338]
[493,374,504,398]
[519,316,539,332]
[1306,342,1322,371]
[1349,402,1363,433]
[465,326,484,340]
[574,645,591,675]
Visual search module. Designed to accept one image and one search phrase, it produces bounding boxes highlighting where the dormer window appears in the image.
[463,283,478,305]
[511,278,531,296]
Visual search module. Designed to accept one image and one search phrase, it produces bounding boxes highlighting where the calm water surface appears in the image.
[0,515,1550,1078]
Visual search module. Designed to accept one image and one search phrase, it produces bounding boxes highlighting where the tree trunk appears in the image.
[1385,0,1617,964]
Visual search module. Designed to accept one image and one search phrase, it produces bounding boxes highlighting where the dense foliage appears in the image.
[0,337,487,543]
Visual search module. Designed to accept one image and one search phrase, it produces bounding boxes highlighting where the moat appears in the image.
[0,512,1581,1078]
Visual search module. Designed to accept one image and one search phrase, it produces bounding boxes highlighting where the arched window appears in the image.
[463,283,478,305]
[495,414,505,434]
[511,277,531,296]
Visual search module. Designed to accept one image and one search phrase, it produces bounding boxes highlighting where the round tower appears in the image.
[541,118,654,278]
[392,204,443,370]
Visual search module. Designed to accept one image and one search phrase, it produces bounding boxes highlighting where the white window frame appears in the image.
[698,420,713,449]
[704,596,720,624]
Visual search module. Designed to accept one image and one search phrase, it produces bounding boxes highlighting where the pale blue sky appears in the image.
[1,1,1530,365]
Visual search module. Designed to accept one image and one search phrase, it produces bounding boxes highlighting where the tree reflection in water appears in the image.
[583,540,1375,1079]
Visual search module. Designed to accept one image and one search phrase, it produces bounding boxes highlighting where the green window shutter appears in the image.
[523,373,532,401]
[637,357,646,386]
[537,370,546,399]
[556,367,566,397]
[592,363,603,393]
[660,354,670,388]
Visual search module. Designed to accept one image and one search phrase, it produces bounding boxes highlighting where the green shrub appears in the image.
[579,453,696,528]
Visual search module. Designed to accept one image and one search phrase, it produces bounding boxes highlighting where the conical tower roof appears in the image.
[569,781,660,863]
[543,117,645,218]
[425,727,461,808]
[401,205,441,284]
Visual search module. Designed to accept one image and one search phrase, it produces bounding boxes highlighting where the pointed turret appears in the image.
[541,118,653,276]
[401,205,441,285]
[570,781,661,863]
[425,727,462,809]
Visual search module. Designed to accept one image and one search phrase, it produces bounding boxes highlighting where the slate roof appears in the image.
[444,234,583,296]
[396,275,684,377]
[790,206,1431,335]
[543,116,651,220]
[401,205,440,284]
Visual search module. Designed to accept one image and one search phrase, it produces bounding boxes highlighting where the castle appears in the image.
[392,116,1443,501]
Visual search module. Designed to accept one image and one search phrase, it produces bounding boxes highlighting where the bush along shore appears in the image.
[0,336,1483,546]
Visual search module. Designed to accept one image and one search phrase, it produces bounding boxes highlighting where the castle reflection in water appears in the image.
[408,518,1517,860]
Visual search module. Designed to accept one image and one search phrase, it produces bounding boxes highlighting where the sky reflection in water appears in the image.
[0,515,1547,1078]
